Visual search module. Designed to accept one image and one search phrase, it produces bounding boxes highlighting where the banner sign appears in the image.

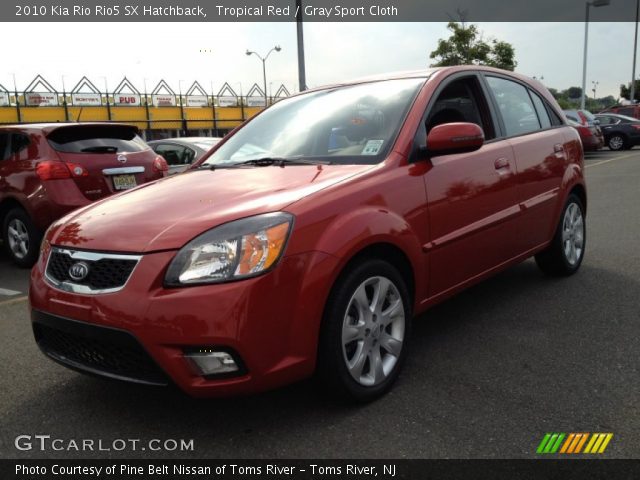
[186,95,208,107]
[246,96,266,107]
[0,92,9,106]
[114,94,141,106]
[218,96,238,107]
[26,92,58,106]
[152,94,176,106]
[71,93,101,106]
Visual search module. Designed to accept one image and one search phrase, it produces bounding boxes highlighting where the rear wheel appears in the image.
[317,259,411,402]
[607,134,627,151]
[2,208,41,268]
[535,194,585,276]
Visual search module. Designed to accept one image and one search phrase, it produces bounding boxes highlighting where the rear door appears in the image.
[46,125,160,201]
[483,75,568,253]
[422,73,521,297]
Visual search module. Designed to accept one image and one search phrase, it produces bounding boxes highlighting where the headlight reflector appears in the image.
[165,213,293,286]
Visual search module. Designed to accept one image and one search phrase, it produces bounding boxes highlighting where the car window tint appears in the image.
[486,76,540,136]
[597,116,614,125]
[155,144,193,165]
[48,125,148,154]
[426,76,496,140]
[11,133,30,157]
[529,91,551,129]
[0,133,9,161]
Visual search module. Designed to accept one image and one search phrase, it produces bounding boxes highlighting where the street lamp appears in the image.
[246,45,282,107]
[581,0,610,110]
[631,0,639,103]
[592,80,599,99]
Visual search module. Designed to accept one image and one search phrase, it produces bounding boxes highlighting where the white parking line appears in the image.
[585,152,639,169]
[0,296,27,307]
[0,288,21,296]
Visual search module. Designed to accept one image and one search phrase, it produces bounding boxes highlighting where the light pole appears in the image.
[581,0,610,110]
[631,0,639,103]
[246,45,281,107]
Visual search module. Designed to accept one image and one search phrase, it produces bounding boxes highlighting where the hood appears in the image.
[50,164,372,252]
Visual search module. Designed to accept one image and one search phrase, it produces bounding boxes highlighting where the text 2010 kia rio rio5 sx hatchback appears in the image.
[30,67,587,402]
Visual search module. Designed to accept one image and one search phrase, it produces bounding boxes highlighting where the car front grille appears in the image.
[33,311,168,386]
[45,247,141,294]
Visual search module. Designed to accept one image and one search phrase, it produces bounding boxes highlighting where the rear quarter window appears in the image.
[47,126,149,154]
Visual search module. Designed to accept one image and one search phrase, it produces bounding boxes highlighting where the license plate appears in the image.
[112,174,137,190]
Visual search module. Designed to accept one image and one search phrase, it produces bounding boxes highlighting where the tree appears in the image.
[620,80,640,102]
[429,21,517,71]
[565,87,582,100]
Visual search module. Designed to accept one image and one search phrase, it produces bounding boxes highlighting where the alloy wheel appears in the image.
[7,218,30,260]
[341,276,405,387]
[609,136,624,150]
[562,202,584,266]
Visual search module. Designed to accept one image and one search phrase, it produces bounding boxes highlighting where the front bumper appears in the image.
[30,248,339,397]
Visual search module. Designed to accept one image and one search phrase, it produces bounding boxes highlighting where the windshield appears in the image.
[203,78,425,166]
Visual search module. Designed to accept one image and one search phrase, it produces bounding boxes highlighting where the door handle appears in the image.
[494,157,509,170]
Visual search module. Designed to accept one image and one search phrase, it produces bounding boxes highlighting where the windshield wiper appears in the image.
[232,157,332,167]
[197,157,331,171]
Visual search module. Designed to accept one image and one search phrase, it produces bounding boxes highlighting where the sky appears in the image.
[0,22,637,100]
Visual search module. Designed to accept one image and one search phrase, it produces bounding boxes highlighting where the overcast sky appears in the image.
[0,22,637,99]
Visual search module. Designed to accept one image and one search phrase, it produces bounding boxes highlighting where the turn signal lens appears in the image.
[235,222,290,276]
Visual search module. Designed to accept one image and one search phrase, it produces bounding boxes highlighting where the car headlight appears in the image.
[164,212,294,286]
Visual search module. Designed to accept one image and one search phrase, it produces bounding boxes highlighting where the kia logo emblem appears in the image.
[117,154,127,164]
[68,262,90,282]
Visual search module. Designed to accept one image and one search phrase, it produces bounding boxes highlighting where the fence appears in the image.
[0,76,292,138]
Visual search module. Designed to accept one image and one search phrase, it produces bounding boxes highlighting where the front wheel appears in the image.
[535,194,586,276]
[317,259,411,402]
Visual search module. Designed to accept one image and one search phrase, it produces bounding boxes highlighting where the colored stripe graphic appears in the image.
[537,433,613,454]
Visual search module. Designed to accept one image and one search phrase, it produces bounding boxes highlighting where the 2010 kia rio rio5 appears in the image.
[29,66,587,402]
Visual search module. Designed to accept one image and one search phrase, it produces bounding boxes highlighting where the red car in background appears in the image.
[0,123,168,266]
[30,67,587,402]
[566,118,604,151]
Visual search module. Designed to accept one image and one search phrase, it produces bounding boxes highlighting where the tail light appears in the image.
[579,126,592,137]
[152,156,169,174]
[36,161,89,180]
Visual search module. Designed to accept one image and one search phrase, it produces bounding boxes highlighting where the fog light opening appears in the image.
[185,349,240,376]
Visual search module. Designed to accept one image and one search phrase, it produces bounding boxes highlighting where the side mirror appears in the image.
[426,122,485,156]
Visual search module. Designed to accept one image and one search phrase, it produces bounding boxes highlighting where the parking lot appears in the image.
[0,148,638,459]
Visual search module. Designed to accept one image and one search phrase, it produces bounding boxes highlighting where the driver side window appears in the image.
[426,76,496,139]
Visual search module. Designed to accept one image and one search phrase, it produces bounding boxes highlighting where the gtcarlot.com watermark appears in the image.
[15,435,194,452]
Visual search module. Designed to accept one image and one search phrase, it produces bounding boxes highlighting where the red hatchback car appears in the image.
[1,123,167,266]
[30,67,586,402]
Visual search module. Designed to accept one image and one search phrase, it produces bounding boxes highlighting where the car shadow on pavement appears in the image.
[3,260,638,459]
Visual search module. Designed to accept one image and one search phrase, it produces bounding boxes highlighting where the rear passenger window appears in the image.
[486,76,540,136]
[10,134,30,156]
[529,92,551,129]
[0,133,9,161]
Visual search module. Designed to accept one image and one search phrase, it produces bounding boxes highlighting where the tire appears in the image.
[535,194,586,277]
[317,259,412,402]
[2,208,41,268]
[607,134,627,151]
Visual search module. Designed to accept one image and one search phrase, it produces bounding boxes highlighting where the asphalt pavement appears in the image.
[0,148,638,459]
